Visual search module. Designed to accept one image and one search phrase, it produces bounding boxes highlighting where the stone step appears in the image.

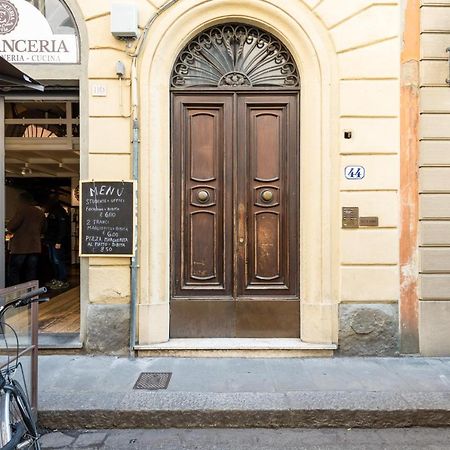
[38,390,450,429]
[135,338,336,357]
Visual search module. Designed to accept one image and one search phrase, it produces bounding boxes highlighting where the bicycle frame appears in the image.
[0,284,47,450]
[0,282,40,413]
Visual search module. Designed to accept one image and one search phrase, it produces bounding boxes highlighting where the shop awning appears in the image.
[0,57,44,91]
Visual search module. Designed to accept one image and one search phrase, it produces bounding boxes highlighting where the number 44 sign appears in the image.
[345,165,365,180]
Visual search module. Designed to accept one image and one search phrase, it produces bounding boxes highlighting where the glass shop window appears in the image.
[5,101,80,138]
[26,0,78,37]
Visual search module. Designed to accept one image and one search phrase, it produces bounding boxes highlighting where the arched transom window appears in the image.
[171,23,300,89]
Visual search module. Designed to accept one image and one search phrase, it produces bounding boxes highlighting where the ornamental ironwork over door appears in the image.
[170,24,300,338]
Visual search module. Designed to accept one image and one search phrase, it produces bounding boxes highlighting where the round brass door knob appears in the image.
[261,189,273,202]
[197,190,210,203]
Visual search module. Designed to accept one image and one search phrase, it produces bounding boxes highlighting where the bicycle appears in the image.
[0,287,49,450]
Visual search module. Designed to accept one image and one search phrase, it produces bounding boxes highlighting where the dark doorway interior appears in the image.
[5,177,80,334]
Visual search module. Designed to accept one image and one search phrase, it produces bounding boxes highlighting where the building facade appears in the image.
[1,0,448,356]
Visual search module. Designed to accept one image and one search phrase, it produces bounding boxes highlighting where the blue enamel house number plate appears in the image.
[345,165,365,180]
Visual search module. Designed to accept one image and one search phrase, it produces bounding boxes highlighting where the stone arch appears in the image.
[137,0,340,346]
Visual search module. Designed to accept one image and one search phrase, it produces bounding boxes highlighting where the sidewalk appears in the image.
[38,356,450,429]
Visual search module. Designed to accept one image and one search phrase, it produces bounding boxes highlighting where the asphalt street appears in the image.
[40,427,450,449]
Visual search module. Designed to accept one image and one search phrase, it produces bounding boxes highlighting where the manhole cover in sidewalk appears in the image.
[133,372,172,390]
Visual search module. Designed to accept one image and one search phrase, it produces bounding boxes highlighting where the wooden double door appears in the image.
[171,93,300,337]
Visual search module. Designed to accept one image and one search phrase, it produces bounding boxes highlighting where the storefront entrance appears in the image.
[1,95,81,344]
[170,24,301,338]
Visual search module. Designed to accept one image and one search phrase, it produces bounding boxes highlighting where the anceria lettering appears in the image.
[0,39,69,53]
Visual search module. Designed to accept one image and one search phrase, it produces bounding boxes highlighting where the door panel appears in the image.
[171,92,299,338]
[172,95,233,298]
[254,113,281,181]
[237,95,299,297]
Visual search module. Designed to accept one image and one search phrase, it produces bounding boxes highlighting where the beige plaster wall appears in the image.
[68,0,401,347]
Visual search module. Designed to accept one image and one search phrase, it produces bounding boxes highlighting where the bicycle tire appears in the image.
[0,422,25,450]
[9,381,39,449]
[15,384,40,450]
[0,390,27,450]
[1,383,39,450]
[10,381,37,439]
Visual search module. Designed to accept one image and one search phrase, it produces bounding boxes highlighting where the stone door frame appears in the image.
[137,0,340,346]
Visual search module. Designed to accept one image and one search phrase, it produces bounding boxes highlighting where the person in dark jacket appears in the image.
[44,192,70,290]
[7,192,46,286]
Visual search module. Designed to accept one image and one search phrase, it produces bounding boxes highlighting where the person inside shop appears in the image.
[44,191,70,290]
[6,192,46,286]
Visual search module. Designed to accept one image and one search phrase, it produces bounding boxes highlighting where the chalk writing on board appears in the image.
[80,181,134,256]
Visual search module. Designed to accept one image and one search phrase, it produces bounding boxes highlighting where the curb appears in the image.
[39,409,450,429]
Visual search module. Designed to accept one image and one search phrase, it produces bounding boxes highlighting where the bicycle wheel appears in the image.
[0,390,27,450]
[9,381,40,450]
[0,382,40,450]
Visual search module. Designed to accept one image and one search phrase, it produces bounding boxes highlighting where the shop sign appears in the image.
[80,181,136,257]
[0,0,78,64]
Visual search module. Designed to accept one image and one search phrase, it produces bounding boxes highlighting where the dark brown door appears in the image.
[171,93,299,338]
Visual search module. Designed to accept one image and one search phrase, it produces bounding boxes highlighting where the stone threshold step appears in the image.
[135,338,337,350]
[135,338,336,357]
[38,332,82,350]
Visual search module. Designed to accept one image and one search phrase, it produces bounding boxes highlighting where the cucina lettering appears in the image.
[31,55,61,62]
[0,39,69,53]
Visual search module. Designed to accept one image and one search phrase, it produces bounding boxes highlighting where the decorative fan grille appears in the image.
[23,125,58,138]
[171,24,300,89]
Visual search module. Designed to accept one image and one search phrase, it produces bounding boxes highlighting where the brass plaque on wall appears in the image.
[359,216,379,227]
[342,207,359,229]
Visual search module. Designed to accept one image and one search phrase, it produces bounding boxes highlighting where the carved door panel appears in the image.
[172,94,233,299]
[236,95,299,298]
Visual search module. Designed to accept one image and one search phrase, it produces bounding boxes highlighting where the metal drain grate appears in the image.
[133,372,172,390]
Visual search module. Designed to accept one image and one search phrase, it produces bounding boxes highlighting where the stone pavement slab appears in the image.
[40,428,450,449]
[37,356,450,429]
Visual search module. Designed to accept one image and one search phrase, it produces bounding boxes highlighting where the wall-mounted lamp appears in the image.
[116,61,126,79]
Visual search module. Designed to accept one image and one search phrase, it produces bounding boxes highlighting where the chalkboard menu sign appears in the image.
[80,181,135,257]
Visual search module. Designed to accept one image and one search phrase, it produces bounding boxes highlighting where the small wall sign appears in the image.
[345,165,365,180]
[92,84,107,97]
[342,206,359,229]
